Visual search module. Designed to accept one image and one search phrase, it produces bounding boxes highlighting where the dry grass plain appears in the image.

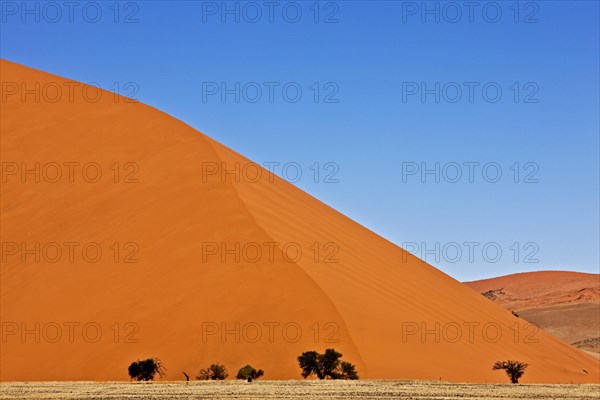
[1,380,599,400]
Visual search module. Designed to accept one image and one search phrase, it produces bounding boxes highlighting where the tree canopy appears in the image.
[236,365,264,381]
[493,360,528,384]
[128,358,166,381]
[297,349,358,380]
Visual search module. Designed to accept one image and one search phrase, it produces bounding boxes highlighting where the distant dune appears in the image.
[465,271,599,310]
[465,271,600,356]
[1,60,598,383]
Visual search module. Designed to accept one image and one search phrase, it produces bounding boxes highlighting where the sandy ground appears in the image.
[1,381,599,400]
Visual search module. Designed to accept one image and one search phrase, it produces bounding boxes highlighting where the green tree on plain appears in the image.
[197,363,228,380]
[297,349,359,380]
[493,360,528,384]
[340,361,359,380]
[127,358,166,381]
[236,365,264,382]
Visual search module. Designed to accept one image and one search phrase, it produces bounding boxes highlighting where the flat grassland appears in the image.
[1,381,599,400]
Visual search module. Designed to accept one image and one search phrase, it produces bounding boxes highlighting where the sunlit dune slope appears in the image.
[1,60,598,383]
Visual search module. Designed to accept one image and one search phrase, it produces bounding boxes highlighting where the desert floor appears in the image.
[1,380,599,400]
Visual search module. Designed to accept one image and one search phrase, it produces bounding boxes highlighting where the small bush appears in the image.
[197,363,228,380]
[236,365,264,382]
[127,358,166,381]
[493,360,528,384]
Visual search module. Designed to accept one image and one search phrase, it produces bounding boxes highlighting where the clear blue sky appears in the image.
[1,1,598,281]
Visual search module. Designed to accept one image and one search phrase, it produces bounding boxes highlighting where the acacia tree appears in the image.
[297,349,359,380]
[340,361,359,380]
[197,363,228,380]
[319,349,343,379]
[298,351,324,379]
[493,360,528,384]
[236,365,264,382]
[128,358,166,381]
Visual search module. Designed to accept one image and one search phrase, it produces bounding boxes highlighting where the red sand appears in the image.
[1,60,598,383]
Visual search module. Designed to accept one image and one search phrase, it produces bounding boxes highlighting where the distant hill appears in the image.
[465,271,599,356]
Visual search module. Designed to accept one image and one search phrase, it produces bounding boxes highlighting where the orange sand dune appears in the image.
[465,271,600,310]
[1,60,598,383]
